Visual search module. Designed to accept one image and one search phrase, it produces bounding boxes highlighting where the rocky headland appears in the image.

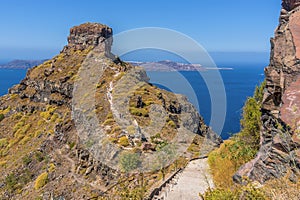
[0,23,221,199]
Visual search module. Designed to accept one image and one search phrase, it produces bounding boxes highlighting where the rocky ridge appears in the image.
[0,23,221,199]
[235,0,300,184]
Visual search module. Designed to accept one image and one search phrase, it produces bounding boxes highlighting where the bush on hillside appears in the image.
[34,172,48,190]
[207,81,266,192]
[119,152,141,173]
[203,185,267,200]
[0,114,4,122]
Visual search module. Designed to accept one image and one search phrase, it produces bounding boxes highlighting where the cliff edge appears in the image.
[235,0,300,184]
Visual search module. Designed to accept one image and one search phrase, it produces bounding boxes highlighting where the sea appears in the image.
[0,64,265,139]
[0,69,27,95]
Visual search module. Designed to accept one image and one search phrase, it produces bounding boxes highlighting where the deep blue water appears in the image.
[147,65,265,139]
[0,69,27,96]
[0,65,265,139]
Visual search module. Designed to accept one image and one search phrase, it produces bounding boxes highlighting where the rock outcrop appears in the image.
[0,23,221,199]
[282,0,300,11]
[235,0,300,184]
[64,22,113,54]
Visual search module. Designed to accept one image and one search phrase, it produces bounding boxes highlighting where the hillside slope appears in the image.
[0,23,221,199]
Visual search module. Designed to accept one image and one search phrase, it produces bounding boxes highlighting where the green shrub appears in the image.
[119,152,141,173]
[0,107,10,115]
[13,121,25,133]
[203,188,237,200]
[22,155,32,166]
[0,138,8,148]
[5,173,18,192]
[254,80,266,103]
[239,97,261,149]
[0,114,4,122]
[110,126,121,134]
[85,139,95,148]
[12,112,23,120]
[207,81,265,189]
[34,172,48,190]
[236,81,265,154]
[103,118,114,125]
[14,124,31,139]
[126,125,136,135]
[203,185,267,200]
[187,143,200,157]
[208,110,262,188]
[155,141,168,151]
[106,112,113,119]
[144,100,154,106]
[19,135,32,145]
[129,107,149,117]
[167,120,176,129]
[118,136,129,147]
[50,113,59,122]
[68,142,76,149]
[40,106,57,121]
[19,170,32,186]
[208,140,258,188]
[150,133,161,143]
[35,151,44,162]
[109,137,118,143]
[40,111,51,120]
[48,163,56,172]
[0,160,7,167]
[119,186,146,200]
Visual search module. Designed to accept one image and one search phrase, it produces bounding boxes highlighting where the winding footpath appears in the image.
[153,158,214,200]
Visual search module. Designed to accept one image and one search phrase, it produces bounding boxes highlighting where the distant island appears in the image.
[0,59,47,69]
[129,60,204,71]
[129,60,234,71]
[0,59,234,71]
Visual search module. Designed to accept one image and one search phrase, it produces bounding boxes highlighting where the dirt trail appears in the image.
[56,149,107,191]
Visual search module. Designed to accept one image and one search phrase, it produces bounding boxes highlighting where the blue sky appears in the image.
[0,0,281,62]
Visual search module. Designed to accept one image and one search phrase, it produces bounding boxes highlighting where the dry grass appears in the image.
[264,172,300,200]
[29,48,92,81]
[208,140,237,188]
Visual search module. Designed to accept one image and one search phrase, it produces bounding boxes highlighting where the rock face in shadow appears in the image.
[282,0,300,11]
[235,0,300,184]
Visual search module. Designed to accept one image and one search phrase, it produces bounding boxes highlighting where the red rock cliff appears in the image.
[235,0,300,183]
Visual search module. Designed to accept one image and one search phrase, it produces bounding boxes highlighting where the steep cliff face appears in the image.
[0,23,220,199]
[64,23,113,53]
[282,0,300,11]
[235,1,300,184]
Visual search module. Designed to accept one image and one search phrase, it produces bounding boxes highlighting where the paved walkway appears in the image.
[163,158,214,200]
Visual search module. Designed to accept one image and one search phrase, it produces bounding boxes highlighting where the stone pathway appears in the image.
[154,158,214,200]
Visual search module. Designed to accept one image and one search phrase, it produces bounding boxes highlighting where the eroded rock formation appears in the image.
[64,22,113,53]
